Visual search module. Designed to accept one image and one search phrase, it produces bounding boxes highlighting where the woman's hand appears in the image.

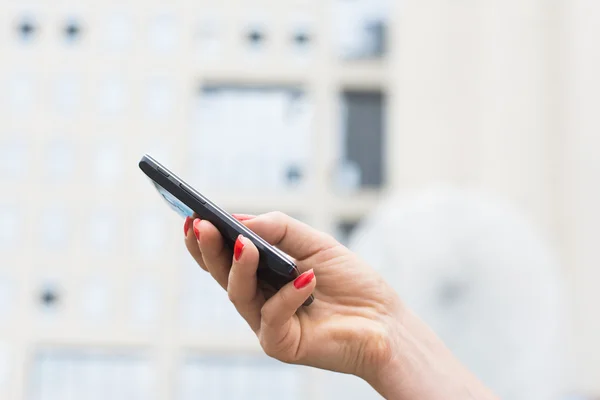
[184,212,498,400]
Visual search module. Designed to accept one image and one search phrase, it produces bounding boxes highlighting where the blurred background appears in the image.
[0,0,599,399]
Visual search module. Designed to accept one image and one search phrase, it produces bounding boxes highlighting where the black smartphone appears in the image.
[139,154,313,306]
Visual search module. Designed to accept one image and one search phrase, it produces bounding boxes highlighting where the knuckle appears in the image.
[227,289,239,306]
[260,338,279,359]
[258,327,297,363]
[260,308,276,327]
[268,210,287,223]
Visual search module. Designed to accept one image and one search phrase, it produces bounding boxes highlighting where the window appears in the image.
[145,79,174,119]
[103,13,132,51]
[15,16,38,42]
[0,276,15,323]
[289,15,314,58]
[97,76,127,116]
[93,142,122,184]
[29,350,153,400]
[195,15,221,61]
[246,25,266,49]
[134,213,164,261]
[54,74,81,115]
[148,15,177,53]
[39,209,70,250]
[46,141,75,182]
[180,355,301,400]
[338,91,386,190]
[7,74,35,113]
[0,140,27,181]
[130,274,159,326]
[37,281,62,318]
[81,275,111,324]
[191,86,313,191]
[89,211,118,252]
[241,13,270,57]
[63,18,83,43]
[334,0,388,59]
[0,207,19,249]
[336,220,361,246]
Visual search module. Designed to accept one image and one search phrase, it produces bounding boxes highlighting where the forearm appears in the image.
[369,310,499,400]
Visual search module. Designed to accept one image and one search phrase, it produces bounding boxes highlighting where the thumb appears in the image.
[259,270,316,356]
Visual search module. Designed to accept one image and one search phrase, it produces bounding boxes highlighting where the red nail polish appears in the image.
[234,235,245,261]
[184,217,192,236]
[294,269,315,289]
[193,219,201,241]
[232,214,256,222]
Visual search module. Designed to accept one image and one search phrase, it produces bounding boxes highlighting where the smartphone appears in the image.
[139,154,313,306]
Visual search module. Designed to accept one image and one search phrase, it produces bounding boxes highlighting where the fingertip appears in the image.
[293,269,316,290]
[192,218,202,241]
[184,216,193,237]
[235,235,259,263]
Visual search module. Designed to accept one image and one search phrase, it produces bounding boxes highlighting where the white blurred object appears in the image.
[348,185,566,400]
[334,0,388,59]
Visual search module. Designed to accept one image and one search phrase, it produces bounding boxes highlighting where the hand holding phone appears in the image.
[139,154,313,305]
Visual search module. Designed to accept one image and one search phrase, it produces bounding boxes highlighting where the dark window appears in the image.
[341,91,386,188]
[16,17,37,41]
[64,19,83,42]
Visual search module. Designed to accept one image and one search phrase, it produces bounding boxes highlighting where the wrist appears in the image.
[367,309,499,400]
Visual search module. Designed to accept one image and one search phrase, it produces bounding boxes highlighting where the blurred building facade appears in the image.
[0,0,598,399]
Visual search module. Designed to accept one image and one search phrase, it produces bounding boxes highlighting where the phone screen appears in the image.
[153,181,194,218]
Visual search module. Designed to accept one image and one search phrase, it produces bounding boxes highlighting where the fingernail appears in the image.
[193,219,201,241]
[234,235,245,261]
[232,214,256,222]
[294,269,315,289]
[184,216,192,236]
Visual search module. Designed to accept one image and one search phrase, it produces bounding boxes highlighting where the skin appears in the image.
[184,211,499,400]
